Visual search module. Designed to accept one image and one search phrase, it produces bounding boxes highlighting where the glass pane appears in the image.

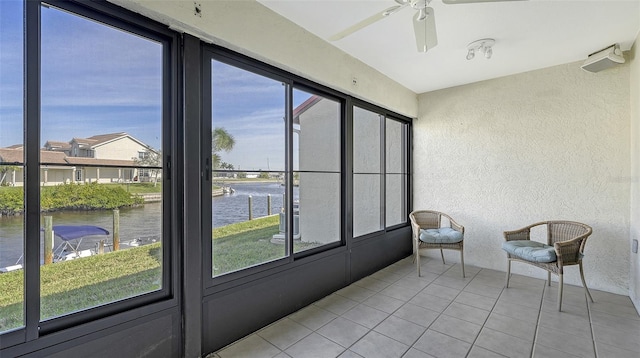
[353,174,381,237]
[386,118,407,226]
[294,89,341,253]
[0,0,24,333]
[386,174,407,226]
[294,92,340,172]
[353,106,382,237]
[386,118,406,174]
[295,172,340,252]
[353,107,381,174]
[211,60,286,276]
[40,6,163,320]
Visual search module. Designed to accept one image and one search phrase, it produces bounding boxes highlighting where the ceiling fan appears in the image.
[329,0,523,53]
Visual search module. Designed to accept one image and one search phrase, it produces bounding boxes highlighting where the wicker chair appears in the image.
[502,221,593,311]
[409,210,465,278]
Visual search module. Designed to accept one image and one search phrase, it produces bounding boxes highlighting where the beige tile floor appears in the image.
[211,257,640,358]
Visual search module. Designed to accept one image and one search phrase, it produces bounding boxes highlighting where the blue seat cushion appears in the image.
[502,240,557,263]
[419,228,463,244]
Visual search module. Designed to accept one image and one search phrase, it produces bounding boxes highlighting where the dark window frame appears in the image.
[350,99,413,242]
[0,0,180,348]
[201,44,412,291]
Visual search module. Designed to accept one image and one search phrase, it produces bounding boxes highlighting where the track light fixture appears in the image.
[466,38,495,60]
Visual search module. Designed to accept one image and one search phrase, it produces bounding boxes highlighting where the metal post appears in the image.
[248,195,253,220]
[44,216,53,264]
[267,194,272,216]
[113,209,120,251]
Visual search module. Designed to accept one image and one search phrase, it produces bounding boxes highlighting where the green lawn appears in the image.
[0,243,161,331]
[0,215,319,331]
[212,215,319,275]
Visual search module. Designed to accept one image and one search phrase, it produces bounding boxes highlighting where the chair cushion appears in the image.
[501,240,557,263]
[419,228,463,244]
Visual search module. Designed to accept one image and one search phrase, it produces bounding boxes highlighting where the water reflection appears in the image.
[213,181,296,227]
[0,203,161,268]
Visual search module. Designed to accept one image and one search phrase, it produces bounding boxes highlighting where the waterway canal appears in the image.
[0,182,296,268]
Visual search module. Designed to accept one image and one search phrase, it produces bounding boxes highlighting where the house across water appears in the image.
[0,132,160,186]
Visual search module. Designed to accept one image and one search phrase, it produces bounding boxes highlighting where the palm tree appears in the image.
[212,127,235,169]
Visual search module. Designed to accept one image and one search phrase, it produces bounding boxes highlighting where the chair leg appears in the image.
[548,272,551,286]
[579,262,594,303]
[440,249,445,264]
[412,240,416,263]
[558,274,564,311]
[505,260,511,288]
[460,249,465,278]
[416,247,421,277]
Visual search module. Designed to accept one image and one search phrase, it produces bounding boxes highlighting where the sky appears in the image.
[0,1,313,171]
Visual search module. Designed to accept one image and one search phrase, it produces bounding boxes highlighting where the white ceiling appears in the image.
[258,0,640,94]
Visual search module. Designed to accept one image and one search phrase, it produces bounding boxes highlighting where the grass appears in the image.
[0,243,161,331]
[212,215,320,275]
[0,215,320,331]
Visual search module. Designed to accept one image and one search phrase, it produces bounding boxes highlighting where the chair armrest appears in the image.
[410,220,421,241]
[504,221,548,242]
[503,228,531,242]
[554,237,583,264]
[442,213,465,234]
[450,221,464,234]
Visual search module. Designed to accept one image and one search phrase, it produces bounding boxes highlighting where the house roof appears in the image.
[43,132,153,153]
[71,137,98,147]
[0,148,24,164]
[41,151,69,165]
[44,141,72,149]
[293,95,322,123]
[86,132,128,146]
[0,148,138,167]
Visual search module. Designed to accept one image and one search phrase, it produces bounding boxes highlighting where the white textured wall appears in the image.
[107,0,417,119]
[415,61,631,295]
[630,32,640,310]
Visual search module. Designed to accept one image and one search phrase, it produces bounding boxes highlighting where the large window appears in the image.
[0,0,24,334]
[353,106,410,237]
[210,59,287,277]
[207,54,344,279]
[38,4,165,320]
[0,0,173,342]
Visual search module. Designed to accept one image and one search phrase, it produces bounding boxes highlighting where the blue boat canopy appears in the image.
[50,225,110,241]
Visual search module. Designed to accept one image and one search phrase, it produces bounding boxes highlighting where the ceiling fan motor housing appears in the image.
[411,0,430,10]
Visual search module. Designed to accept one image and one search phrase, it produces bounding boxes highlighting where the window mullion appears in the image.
[284,82,293,258]
[24,0,41,341]
[379,114,386,231]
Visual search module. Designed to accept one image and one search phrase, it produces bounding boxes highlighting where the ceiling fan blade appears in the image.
[442,0,526,4]
[328,4,406,41]
[413,7,437,52]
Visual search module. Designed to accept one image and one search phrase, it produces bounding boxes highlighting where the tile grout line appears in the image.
[529,281,547,358]
[341,259,457,357]
[585,291,598,358]
[465,270,505,357]
[341,261,477,357]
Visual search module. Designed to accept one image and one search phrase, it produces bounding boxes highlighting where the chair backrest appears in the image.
[409,210,441,230]
[547,222,593,264]
[547,221,592,249]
